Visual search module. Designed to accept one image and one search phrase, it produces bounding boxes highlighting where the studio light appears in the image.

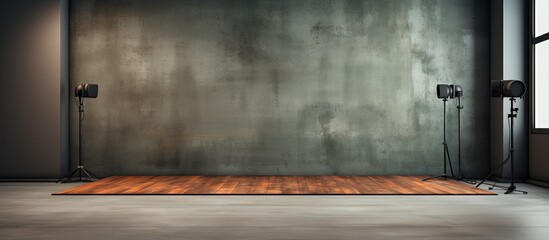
[491,80,526,98]
[454,85,463,97]
[75,83,98,98]
[58,83,100,183]
[437,84,462,99]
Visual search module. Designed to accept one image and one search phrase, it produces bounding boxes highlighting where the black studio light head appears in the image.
[75,84,98,98]
[491,80,526,98]
[437,84,462,99]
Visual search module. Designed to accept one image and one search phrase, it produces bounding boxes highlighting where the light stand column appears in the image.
[476,98,527,194]
[456,96,475,184]
[505,98,525,194]
[457,97,461,179]
[78,96,83,181]
[423,98,454,181]
[57,96,100,183]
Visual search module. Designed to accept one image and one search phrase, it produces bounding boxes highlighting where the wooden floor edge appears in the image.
[52,193,498,196]
[52,175,497,195]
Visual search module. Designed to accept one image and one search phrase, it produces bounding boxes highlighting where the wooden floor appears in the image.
[53,176,495,195]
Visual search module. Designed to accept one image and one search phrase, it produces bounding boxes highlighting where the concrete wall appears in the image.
[70,0,490,176]
[0,0,69,179]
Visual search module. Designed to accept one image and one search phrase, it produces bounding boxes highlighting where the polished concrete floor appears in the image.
[1,181,549,240]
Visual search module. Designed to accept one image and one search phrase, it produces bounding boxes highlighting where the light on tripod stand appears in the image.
[424,84,459,182]
[452,84,474,184]
[57,83,100,183]
[476,80,528,194]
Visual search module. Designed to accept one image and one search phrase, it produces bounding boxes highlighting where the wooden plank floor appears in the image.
[53,176,495,195]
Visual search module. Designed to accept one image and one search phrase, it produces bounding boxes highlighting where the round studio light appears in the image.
[436,84,462,99]
[491,80,526,98]
[75,84,99,98]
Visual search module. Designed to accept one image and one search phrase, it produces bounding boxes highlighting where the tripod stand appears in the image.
[476,98,527,194]
[455,95,475,184]
[424,98,454,181]
[57,96,100,183]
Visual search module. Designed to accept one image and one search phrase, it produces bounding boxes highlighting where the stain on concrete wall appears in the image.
[70,0,490,177]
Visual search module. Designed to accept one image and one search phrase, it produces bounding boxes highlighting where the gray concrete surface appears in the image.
[1,182,549,240]
[70,0,490,176]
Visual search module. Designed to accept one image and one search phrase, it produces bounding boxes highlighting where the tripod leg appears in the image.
[81,169,96,182]
[445,144,454,178]
[505,185,516,194]
[57,167,80,183]
[476,156,511,188]
[486,182,528,194]
[457,162,476,184]
[422,144,453,181]
[422,176,438,181]
[85,169,101,180]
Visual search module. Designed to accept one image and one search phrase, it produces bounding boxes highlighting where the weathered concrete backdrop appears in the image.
[70,0,490,176]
